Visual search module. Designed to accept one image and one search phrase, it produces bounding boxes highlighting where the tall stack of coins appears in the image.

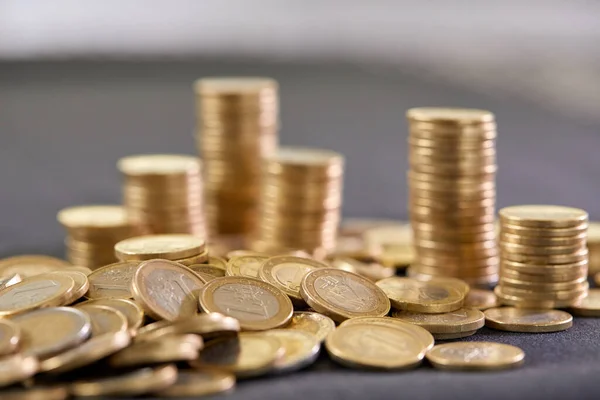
[117,154,206,238]
[57,205,141,269]
[496,205,589,308]
[194,77,279,236]
[249,147,344,256]
[406,107,498,286]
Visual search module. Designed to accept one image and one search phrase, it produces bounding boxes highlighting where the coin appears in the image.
[10,307,91,358]
[136,313,240,342]
[484,307,573,332]
[325,322,425,369]
[226,255,269,278]
[0,319,20,356]
[155,369,235,397]
[432,330,477,340]
[188,264,226,280]
[192,333,285,378]
[409,275,470,296]
[499,205,588,228]
[284,311,336,343]
[329,258,395,281]
[494,288,583,309]
[85,261,139,299]
[208,256,228,270]
[131,259,206,321]
[70,364,178,397]
[199,276,293,330]
[392,307,484,334]
[464,289,499,310]
[569,289,600,317]
[226,250,265,259]
[259,256,326,303]
[426,342,525,370]
[406,107,494,125]
[263,330,320,373]
[109,334,203,368]
[77,304,128,336]
[500,241,586,256]
[500,231,586,247]
[115,234,205,261]
[0,354,38,388]
[0,255,70,279]
[49,270,89,304]
[376,277,464,313]
[340,316,434,351]
[77,298,144,335]
[500,248,588,264]
[300,268,390,322]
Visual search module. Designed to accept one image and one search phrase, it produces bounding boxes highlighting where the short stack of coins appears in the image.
[194,77,279,236]
[406,107,498,286]
[118,154,207,238]
[114,234,208,266]
[496,205,589,308]
[249,147,344,256]
[57,205,141,269]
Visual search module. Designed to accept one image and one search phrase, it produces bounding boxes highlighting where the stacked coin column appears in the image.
[118,154,206,238]
[250,147,344,257]
[496,205,589,308]
[194,77,279,237]
[406,108,498,287]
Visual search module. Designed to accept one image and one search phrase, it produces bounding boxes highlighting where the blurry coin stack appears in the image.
[496,205,589,308]
[586,223,600,274]
[57,205,141,269]
[406,108,498,286]
[194,77,279,236]
[118,154,206,238]
[249,147,344,256]
[114,234,209,266]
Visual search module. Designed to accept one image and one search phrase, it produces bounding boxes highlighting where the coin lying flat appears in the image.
[0,274,75,317]
[11,307,91,358]
[188,264,226,281]
[376,277,464,313]
[426,342,525,370]
[0,319,20,357]
[284,311,335,343]
[208,256,228,271]
[340,316,434,351]
[199,276,293,331]
[432,330,477,340]
[85,261,139,299]
[49,270,89,304]
[77,298,144,335]
[0,354,39,388]
[264,330,320,373]
[0,255,70,279]
[115,234,205,261]
[226,255,269,278]
[70,364,178,397]
[392,308,485,334]
[570,289,600,317]
[300,268,390,323]
[193,333,285,378]
[499,205,588,228]
[410,275,470,296]
[326,322,425,369]
[464,289,499,310]
[77,304,128,336]
[484,307,573,333]
[109,334,203,368]
[259,256,326,304]
[131,259,206,321]
[155,369,235,397]
[136,313,240,342]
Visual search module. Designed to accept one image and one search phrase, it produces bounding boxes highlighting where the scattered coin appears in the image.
[109,334,203,368]
[115,234,205,261]
[391,308,485,334]
[464,289,499,310]
[77,304,128,336]
[0,255,70,279]
[226,255,269,278]
[49,270,89,304]
[0,274,75,317]
[340,316,434,351]
[0,354,38,388]
[77,299,143,335]
[264,330,320,373]
[426,342,525,370]
[284,311,336,343]
[199,276,293,330]
[431,330,477,340]
[155,369,235,397]
[136,313,240,342]
[188,264,226,281]
[208,256,228,270]
[569,289,600,317]
[376,277,464,313]
[300,268,390,323]
[259,256,326,304]
[484,307,573,333]
[0,320,20,357]
[85,261,139,299]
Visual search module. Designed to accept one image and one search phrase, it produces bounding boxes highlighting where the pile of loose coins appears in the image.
[194,77,279,236]
[496,205,589,308]
[406,108,498,286]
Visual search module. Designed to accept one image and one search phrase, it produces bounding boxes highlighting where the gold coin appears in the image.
[85,261,139,299]
[131,259,206,321]
[0,319,20,356]
[172,251,209,266]
[340,316,434,351]
[259,256,326,303]
[376,277,464,313]
[48,270,89,304]
[409,275,470,296]
[392,308,484,333]
[484,307,573,332]
[77,304,128,337]
[500,258,588,275]
[407,107,494,125]
[432,330,477,340]
[0,385,69,400]
[208,256,228,270]
[39,329,131,375]
[500,231,586,247]
[192,333,285,378]
[10,307,91,358]
[284,311,335,343]
[499,205,588,228]
[569,289,600,317]
[0,354,38,388]
[189,264,226,280]
[0,255,70,279]
[500,276,587,292]
[136,313,240,343]
[199,276,293,330]
[118,153,200,175]
[501,267,584,283]
[226,255,269,278]
[0,273,22,290]
[494,287,584,309]
[115,234,205,261]
[57,205,129,229]
[330,258,395,281]
[325,321,425,369]
[500,248,588,265]
[226,250,265,259]
[70,364,178,397]
[64,265,93,275]
[109,334,203,368]
[464,289,499,310]
[426,342,525,370]
[501,222,588,238]
[263,330,320,373]
[77,298,144,335]
[497,282,588,301]
[300,268,390,323]
[155,369,235,397]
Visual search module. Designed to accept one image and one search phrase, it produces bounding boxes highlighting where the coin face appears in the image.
[392,308,485,333]
[118,154,200,176]
[484,307,573,333]
[57,205,129,228]
[300,268,390,323]
[376,277,464,313]
[226,255,268,278]
[86,261,139,299]
[115,234,205,261]
[0,320,20,356]
[77,304,128,336]
[285,311,335,343]
[570,289,600,317]
[264,330,320,373]
[325,322,425,369]
[10,307,91,358]
[131,259,206,321]
[78,298,144,334]
[199,277,293,331]
[259,256,325,301]
[0,274,75,316]
[499,205,588,228]
[426,342,525,370]
[0,255,70,279]
[465,289,499,310]
[155,369,235,397]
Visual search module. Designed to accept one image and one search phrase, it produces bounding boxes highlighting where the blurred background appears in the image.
[1,0,600,255]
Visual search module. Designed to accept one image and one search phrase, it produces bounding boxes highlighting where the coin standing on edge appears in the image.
[259,256,326,304]
[264,330,321,373]
[284,311,335,343]
[86,261,139,299]
[484,307,573,333]
[426,342,525,370]
[376,277,464,313]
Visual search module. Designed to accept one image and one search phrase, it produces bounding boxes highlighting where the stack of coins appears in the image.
[586,222,600,274]
[406,107,498,286]
[118,154,206,238]
[194,77,279,236]
[249,147,344,256]
[496,205,589,308]
[57,205,141,269]
[114,234,208,266]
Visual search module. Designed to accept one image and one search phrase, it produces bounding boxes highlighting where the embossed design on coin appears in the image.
[115,234,205,261]
[132,259,205,321]
[0,274,75,316]
[0,255,70,279]
[484,307,573,333]
[226,256,268,278]
[426,342,525,370]
[260,256,326,302]
[285,312,335,343]
[376,277,464,313]
[392,308,485,334]
[86,262,139,299]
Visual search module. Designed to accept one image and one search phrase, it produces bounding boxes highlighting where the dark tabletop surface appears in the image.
[1,60,599,399]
